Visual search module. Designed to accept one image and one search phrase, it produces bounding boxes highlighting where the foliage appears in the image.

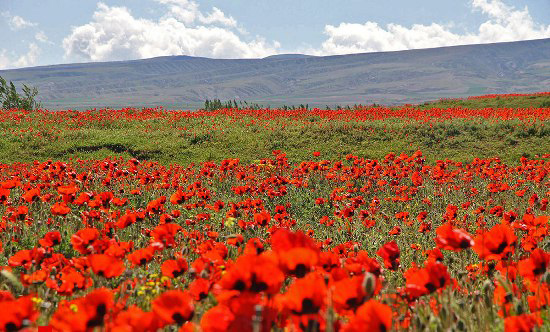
[0,93,549,330]
[0,102,548,165]
[0,76,41,111]
[203,98,265,111]
[416,92,550,110]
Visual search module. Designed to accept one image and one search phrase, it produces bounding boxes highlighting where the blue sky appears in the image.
[1,0,549,69]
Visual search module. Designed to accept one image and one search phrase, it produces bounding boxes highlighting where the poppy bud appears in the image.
[413,316,425,330]
[252,305,263,332]
[362,272,376,299]
[306,319,320,332]
[323,275,330,285]
[199,269,209,279]
[188,268,196,279]
[439,306,448,323]
[514,300,524,315]
[456,319,466,331]
[482,279,493,307]
[123,269,134,279]
[429,315,440,329]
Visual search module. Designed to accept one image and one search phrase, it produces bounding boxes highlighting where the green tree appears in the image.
[0,76,41,110]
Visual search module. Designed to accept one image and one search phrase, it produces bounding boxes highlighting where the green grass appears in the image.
[0,115,548,166]
[415,94,550,109]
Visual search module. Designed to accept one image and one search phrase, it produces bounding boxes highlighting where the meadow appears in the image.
[0,92,549,331]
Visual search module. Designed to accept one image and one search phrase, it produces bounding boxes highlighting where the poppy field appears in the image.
[0,93,550,331]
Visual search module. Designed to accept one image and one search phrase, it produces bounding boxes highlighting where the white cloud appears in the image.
[0,43,41,69]
[5,14,37,31]
[317,0,550,55]
[63,2,277,62]
[14,43,40,68]
[199,7,237,27]
[0,50,10,69]
[156,0,199,25]
[35,31,53,44]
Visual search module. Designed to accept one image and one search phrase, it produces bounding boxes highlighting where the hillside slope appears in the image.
[1,38,549,109]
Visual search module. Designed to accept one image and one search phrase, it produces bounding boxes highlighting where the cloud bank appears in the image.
[62,1,279,62]
[2,13,38,31]
[318,0,550,55]
[0,13,42,69]
[0,43,41,69]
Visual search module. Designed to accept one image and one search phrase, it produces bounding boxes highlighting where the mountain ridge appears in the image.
[1,38,549,109]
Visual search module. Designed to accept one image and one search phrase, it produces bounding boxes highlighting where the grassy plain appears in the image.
[0,94,549,165]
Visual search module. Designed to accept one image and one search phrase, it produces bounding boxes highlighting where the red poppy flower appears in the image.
[200,305,235,332]
[50,288,114,331]
[319,251,341,272]
[21,269,48,286]
[170,190,187,205]
[227,234,244,247]
[161,258,189,278]
[243,238,264,255]
[51,202,71,216]
[424,248,444,263]
[527,284,550,312]
[0,187,10,203]
[518,248,550,281]
[253,211,271,226]
[389,226,401,236]
[201,292,274,332]
[278,272,327,315]
[152,290,194,326]
[128,246,155,267]
[0,295,38,332]
[22,187,40,203]
[219,253,284,294]
[89,254,125,278]
[405,261,451,298]
[39,231,62,247]
[48,266,92,296]
[71,228,101,255]
[116,212,137,229]
[271,229,319,277]
[332,275,376,312]
[504,313,542,332]
[435,222,474,251]
[151,223,182,247]
[188,278,212,301]
[112,306,162,332]
[344,251,382,276]
[8,248,45,269]
[411,171,423,186]
[104,240,134,258]
[473,223,517,260]
[342,300,392,332]
[376,241,400,271]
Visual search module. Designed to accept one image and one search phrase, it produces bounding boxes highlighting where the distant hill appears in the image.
[263,54,316,60]
[1,38,549,109]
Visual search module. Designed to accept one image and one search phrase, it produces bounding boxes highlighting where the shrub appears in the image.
[0,75,41,110]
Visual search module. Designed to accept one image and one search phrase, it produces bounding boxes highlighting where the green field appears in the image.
[0,95,549,166]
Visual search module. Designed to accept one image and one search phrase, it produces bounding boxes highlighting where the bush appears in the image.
[0,76,41,110]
